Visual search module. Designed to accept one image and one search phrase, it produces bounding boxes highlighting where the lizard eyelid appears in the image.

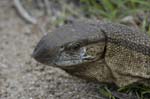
[66,42,81,51]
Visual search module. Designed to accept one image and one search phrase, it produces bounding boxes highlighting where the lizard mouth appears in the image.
[53,59,94,70]
[53,54,99,67]
[51,48,99,67]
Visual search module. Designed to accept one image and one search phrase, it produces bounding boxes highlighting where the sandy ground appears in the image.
[0,1,105,99]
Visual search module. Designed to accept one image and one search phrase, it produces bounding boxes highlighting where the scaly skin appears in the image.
[32,21,150,87]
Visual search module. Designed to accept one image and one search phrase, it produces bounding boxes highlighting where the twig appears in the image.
[13,0,37,24]
[43,0,51,16]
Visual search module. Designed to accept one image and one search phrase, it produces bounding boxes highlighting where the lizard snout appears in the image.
[32,35,59,65]
[32,37,52,64]
[32,44,49,63]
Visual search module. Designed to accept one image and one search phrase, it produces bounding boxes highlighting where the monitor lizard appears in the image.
[32,21,150,87]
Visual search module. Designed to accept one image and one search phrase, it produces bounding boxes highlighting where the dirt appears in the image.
[0,1,104,99]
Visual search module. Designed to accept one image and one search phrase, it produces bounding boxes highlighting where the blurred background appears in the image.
[0,0,150,99]
[14,0,150,33]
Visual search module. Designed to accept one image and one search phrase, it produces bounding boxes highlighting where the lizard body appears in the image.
[32,21,150,87]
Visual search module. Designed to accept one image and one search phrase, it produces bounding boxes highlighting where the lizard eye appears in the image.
[66,42,81,50]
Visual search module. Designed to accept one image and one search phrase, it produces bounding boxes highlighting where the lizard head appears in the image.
[32,21,106,68]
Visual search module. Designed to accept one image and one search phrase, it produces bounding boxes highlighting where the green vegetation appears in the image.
[80,0,150,20]
[99,84,150,99]
[79,0,150,34]
[118,84,150,99]
[99,86,116,99]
